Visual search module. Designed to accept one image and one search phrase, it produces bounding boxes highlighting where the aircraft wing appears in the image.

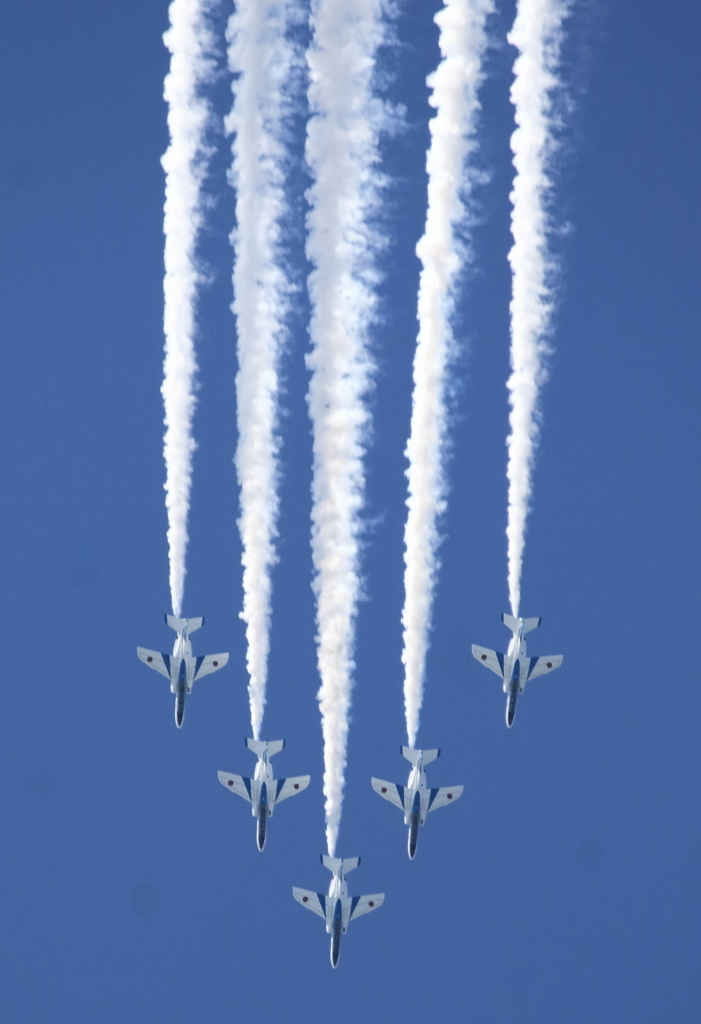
[193,653,229,680]
[137,648,171,680]
[428,785,464,812]
[527,655,563,681]
[350,894,384,920]
[274,776,310,805]
[217,771,252,802]
[292,888,327,921]
[371,778,405,811]
[472,645,505,679]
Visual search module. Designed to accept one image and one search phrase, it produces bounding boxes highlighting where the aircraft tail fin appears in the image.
[401,746,439,767]
[165,614,204,635]
[502,613,540,636]
[321,855,360,876]
[246,738,285,759]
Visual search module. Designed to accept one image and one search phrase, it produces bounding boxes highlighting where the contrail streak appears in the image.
[161,0,216,617]
[402,0,492,749]
[505,0,568,616]
[306,0,385,857]
[227,1,300,741]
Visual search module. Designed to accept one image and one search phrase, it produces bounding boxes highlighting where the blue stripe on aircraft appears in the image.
[318,894,326,917]
[162,654,171,675]
[276,778,286,802]
[527,656,539,679]
[496,651,505,676]
[193,655,205,678]
[427,787,439,810]
[396,784,405,810]
[350,896,361,919]
[243,777,252,800]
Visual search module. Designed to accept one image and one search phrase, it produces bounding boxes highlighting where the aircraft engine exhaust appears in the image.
[305,0,387,857]
[160,0,217,617]
[402,0,492,748]
[227,0,300,740]
[505,0,569,616]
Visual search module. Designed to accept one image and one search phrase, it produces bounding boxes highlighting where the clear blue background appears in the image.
[0,0,699,1021]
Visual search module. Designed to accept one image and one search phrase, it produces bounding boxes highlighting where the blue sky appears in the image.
[0,0,699,1021]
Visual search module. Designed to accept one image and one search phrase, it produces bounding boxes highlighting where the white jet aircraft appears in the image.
[371,747,463,860]
[293,856,384,968]
[217,739,310,851]
[472,613,563,728]
[137,615,229,728]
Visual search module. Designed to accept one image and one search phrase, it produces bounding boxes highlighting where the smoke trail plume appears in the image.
[306,0,385,857]
[505,0,568,616]
[227,1,300,741]
[402,0,492,749]
[161,0,216,616]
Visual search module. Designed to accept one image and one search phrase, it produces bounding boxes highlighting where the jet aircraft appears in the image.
[371,746,463,859]
[293,856,384,968]
[472,613,563,728]
[137,615,229,728]
[217,738,310,851]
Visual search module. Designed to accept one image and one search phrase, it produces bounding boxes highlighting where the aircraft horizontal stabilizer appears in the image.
[527,654,563,680]
[321,855,359,875]
[350,894,384,920]
[401,746,439,767]
[471,644,505,678]
[502,612,540,635]
[428,785,464,812]
[217,771,252,802]
[371,778,405,811]
[165,614,204,634]
[137,648,171,679]
[246,738,285,758]
[292,888,327,920]
[193,653,229,680]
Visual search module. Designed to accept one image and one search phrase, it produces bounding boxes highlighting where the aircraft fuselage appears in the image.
[502,628,529,728]
[257,782,268,851]
[408,790,421,859]
[326,869,349,967]
[330,898,343,968]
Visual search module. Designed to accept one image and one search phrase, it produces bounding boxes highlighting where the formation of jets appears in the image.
[136,611,562,965]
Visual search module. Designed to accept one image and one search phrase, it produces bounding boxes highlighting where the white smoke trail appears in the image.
[306,0,385,857]
[161,0,217,617]
[402,0,492,750]
[505,0,568,616]
[227,2,299,741]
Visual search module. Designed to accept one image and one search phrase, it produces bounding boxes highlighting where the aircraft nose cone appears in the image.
[330,930,341,968]
[175,690,185,728]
